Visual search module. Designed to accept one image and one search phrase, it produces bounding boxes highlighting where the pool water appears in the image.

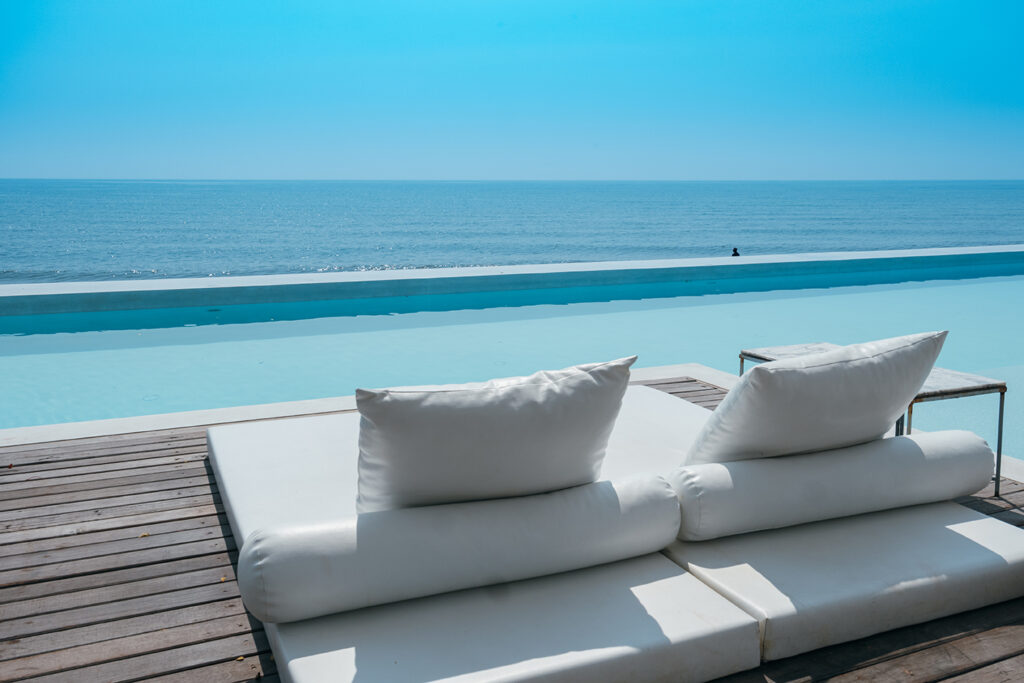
[2,275,1021,460]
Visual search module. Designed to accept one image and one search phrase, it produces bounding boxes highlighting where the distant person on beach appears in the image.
[731,247,740,257]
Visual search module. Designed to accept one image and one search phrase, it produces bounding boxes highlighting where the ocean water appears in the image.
[2,180,1024,283]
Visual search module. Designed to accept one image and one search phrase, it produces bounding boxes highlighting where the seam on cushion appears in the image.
[367,356,633,395]
[760,333,941,373]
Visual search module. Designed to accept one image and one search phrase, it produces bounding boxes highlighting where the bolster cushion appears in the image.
[238,475,681,623]
[685,331,946,464]
[671,430,993,541]
[356,356,636,512]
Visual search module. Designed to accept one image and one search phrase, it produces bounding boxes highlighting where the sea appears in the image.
[2,179,1023,283]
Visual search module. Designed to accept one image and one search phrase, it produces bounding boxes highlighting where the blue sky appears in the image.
[1,1,1022,180]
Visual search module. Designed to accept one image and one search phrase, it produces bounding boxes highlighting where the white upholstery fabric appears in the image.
[685,331,947,464]
[602,385,712,479]
[664,502,1024,661]
[237,476,682,624]
[205,383,702,543]
[207,412,361,542]
[267,553,761,683]
[671,430,993,541]
[356,356,636,512]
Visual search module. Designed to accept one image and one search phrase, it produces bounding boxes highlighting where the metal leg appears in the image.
[906,403,914,435]
[995,391,1005,497]
[739,356,745,375]
[895,414,905,437]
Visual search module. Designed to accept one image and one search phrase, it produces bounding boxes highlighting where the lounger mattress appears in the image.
[664,501,1024,661]
[267,552,760,683]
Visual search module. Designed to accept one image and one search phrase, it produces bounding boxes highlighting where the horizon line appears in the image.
[3,177,1024,183]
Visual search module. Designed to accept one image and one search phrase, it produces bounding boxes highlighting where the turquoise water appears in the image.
[3,180,1024,282]
[2,274,1021,462]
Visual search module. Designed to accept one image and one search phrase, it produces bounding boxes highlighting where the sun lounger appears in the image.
[208,379,761,682]
[608,390,1024,659]
[622,333,1024,661]
[208,333,1024,680]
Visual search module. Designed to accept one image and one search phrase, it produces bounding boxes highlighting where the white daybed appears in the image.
[208,334,1024,681]
[209,381,760,683]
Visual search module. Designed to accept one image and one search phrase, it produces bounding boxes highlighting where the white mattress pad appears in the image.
[267,552,759,683]
[665,501,1024,661]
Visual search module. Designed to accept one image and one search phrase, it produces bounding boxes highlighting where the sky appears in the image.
[1,1,1022,180]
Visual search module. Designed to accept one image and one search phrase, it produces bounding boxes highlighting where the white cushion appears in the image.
[238,475,681,623]
[602,385,713,480]
[206,383,696,544]
[671,430,993,541]
[664,502,1024,661]
[266,553,761,683]
[684,331,947,464]
[207,412,361,542]
[356,356,636,512]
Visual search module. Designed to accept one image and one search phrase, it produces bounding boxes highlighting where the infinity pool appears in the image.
[2,274,1021,459]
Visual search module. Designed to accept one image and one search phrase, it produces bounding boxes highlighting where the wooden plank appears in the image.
[0,427,207,457]
[0,465,209,500]
[647,382,723,395]
[0,514,223,562]
[668,386,725,397]
[0,461,211,494]
[828,622,1024,682]
[960,498,1015,515]
[1,437,208,468]
[742,597,1024,682]
[685,399,723,409]
[1,564,236,622]
[22,630,271,683]
[998,489,1024,508]
[0,474,215,512]
[0,502,223,546]
[0,598,247,662]
[0,582,241,641]
[0,614,260,681]
[147,658,279,683]
[0,492,220,534]
[635,376,705,387]
[677,392,722,401]
[0,552,236,604]
[0,452,208,484]
[0,523,229,573]
[0,444,208,476]
[638,380,704,391]
[0,484,215,523]
[944,652,1024,682]
[969,478,1024,499]
[0,536,235,588]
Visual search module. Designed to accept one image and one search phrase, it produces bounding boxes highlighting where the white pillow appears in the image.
[238,475,680,623]
[673,430,992,541]
[356,356,636,512]
[684,331,946,464]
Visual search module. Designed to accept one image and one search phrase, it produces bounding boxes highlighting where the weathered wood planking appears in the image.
[0,376,1021,682]
[637,376,730,409]
[0,425,274,681]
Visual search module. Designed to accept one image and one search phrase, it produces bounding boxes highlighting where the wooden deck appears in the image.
[0,377,1021,682]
